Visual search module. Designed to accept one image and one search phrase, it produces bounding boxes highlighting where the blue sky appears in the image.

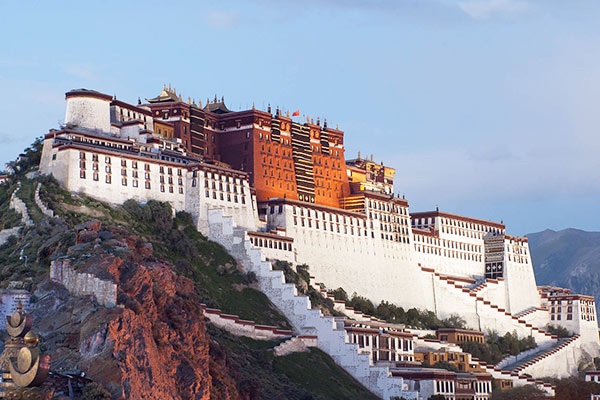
[1,0,599,235]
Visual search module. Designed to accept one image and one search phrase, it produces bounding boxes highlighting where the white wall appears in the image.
[503,242,541,314]
[265,202,432,311]
[65,96,111,132]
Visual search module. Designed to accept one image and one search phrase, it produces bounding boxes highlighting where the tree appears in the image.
[545,324,570,338]
[442,314,466,329]
[349,293,376,316]
[553,376,600,400]
[330,287,349,303]
[491,385,546,400]
[432,361,459,372]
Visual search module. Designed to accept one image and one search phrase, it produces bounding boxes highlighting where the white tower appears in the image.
[64,89,112,132]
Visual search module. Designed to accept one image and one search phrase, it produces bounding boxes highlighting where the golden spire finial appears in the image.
[168,83,171,91]
[188,97,191,104]
[178,94,182,101]
[252,102,255,110]
[286,110,290,118]
[199,99,202,107]
[163,84,166,91]
[306,115,310,123]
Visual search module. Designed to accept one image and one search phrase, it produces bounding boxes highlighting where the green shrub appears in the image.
[545,324,570,338]
[459,330,537,365]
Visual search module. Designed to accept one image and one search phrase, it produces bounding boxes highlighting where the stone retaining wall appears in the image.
[10,183,32,226]
[35,182,54,217]
[201,304,292,340]
[50,259,117,307]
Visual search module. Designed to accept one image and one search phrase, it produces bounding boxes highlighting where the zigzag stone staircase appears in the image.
[273,335,318,356]
[500,335,581,375]
[207,209,417,400]
[469,356,555,395]
[422,266,557,345]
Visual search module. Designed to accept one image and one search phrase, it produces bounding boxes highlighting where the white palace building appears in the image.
[37,88,600,399]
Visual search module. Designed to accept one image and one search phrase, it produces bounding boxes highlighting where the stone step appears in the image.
[206,208,415,400]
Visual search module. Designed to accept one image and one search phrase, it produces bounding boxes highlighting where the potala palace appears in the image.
[37,87,600,399]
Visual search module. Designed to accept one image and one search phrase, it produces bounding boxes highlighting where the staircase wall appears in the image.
[517,336,581,378]
[207,208,418,400]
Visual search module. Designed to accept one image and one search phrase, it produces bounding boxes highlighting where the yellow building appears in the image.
[414,348,479,372]
[436,328,485,345]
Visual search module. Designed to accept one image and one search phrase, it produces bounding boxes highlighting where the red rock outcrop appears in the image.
[31,220,242,399]
[106,260,213,400]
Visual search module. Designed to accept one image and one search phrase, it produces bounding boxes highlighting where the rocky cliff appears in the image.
[27,219,231,399]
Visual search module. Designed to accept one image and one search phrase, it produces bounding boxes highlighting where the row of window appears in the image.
[415,244,483,261]
[196,170,246,185]
[370,211,409,225]
[72,136,134,152]
[248,236,292,251]
[292,216,410,243]
[550,314,573,321]
[368,200,408,215]
[414,234,482,253]
[291,206,363,226]
[412,217,504,237]
[263,179,296,191]
[203,179,245,194]
[435,380,455,395]
[348,333,414,351]
[79,170,184,194]
[80,151,185,176]
[508,254,529,264]
[118,107,148,122]
[81,164,184,186]
[204,189,246,204]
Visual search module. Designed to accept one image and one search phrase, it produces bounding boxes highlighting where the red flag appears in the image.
[292,110,300,117]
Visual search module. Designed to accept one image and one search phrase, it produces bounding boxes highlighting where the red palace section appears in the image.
[147,87,355,209]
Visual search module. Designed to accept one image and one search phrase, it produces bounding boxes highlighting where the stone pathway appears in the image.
[0,182,32,246]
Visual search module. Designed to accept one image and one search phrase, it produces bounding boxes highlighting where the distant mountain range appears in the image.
[527,228,600,315]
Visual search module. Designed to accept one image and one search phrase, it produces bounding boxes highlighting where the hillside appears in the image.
[0,144,379,399]
[527,228,600,317]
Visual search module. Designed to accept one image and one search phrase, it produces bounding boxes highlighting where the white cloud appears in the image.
[203,11,240,29]
[458,0,531,20]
